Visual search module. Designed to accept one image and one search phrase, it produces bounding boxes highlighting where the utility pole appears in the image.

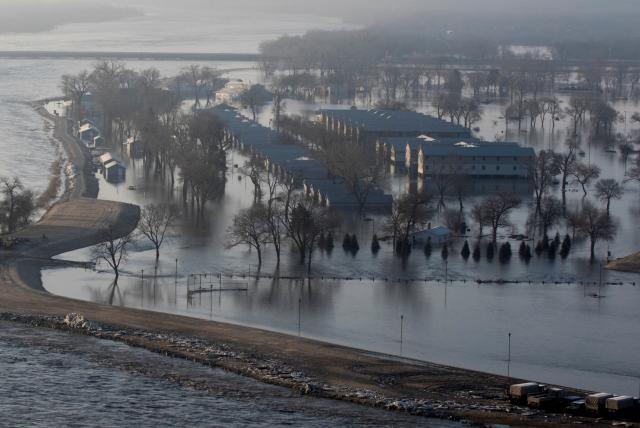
[140,269,144,308]
[400,314,404,355]
[297,297,302,337]
[174,258,178,305]
[507,332,512,381]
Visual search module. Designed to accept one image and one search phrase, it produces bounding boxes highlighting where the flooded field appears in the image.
[0,321,442,426]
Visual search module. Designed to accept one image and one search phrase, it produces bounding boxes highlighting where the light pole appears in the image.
[400,314,404,355]
[297,297,302,337]
[507,332,512,381]
[174,258,178,305]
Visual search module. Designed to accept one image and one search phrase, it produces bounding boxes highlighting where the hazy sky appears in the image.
[1,0,638,51]
[2,0,639,33]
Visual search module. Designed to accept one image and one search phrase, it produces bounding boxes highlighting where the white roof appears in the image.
[104,160,125,169]
[79,123,97,133]
[607,396,632,401]
[99,152,122,165]
[428,226,450,236]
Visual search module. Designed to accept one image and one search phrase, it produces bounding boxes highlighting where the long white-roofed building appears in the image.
[317,107,471,143]
[380,136,535,179]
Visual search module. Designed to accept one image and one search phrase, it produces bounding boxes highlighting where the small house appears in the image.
[103,160,126,182]
[411,226,450,245]
[79,123,99,142]
[91,135,105,149]
[125,137,143,157]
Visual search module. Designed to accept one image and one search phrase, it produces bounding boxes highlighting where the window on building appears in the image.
[513,166,517,171]
[496,166,500,170]
[472,165,476,170]
[513,157,518,161]
[482,156,486,161]
[482,165,486,170]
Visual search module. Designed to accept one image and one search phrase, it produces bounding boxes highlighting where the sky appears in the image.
[2,0,639,34]
[1,0,638,52]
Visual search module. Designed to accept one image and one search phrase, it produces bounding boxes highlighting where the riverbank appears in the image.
[607,252,640,273]
[0,102,628,427]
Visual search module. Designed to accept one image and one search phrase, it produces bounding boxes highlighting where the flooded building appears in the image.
[380,136,535,179]
[317,107,471,143]
[208,105,392,212]
[215,80,249,104]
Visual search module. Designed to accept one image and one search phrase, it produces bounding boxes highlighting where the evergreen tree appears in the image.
[499,242,512,263]
[519,241,527,258]
[318,232,326,250]
[486,242,495,261]
[371,234,381,254]
[548,240,557,259]
[461,240,471,259]
[542,235,550,250]
[472,242,481,262]
[553,232,561,249]
[326,232,334,253]
[523,244,532,262]
[424,237,432,257]
[342,234,352,251]
[441,243,449,260]
[351,234,360,254]
[560,234,571,258]
[535,240,544,255]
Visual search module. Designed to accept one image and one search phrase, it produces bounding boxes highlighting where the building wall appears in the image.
[418,154,533,178]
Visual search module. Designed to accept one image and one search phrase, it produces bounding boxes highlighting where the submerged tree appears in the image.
[574,201,617,261]
[0,177,36,234]
[573,163,601,197]
[91,226,134,283]
[595,178,624,216]
[138,204,178,259]
[227,204,271,268]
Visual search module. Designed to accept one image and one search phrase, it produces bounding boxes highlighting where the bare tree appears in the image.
[282,197,338,272]
[0,177,35,234]
[538,196,562,236]
[619,141,634,170]
[240,84,270,121]
[595,179,624,216]
[323,143,384,214]
[573,163,601,197]
[91,226,134,282]
[565,96,590,136]
[138,204,178,259]
[478,192,521,243]
[60,70,90,122]
[385,193,434,255]
[227,204,271,268]
[557,138,579,208]
[574,201,616,261]
[530,150,561,214]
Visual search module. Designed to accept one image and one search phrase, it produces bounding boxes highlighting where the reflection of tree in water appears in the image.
[87,280,123,306]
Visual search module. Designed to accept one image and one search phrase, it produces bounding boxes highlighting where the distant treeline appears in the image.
[260,18,640,69]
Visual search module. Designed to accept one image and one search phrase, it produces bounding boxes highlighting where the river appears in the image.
[0,321,446,426]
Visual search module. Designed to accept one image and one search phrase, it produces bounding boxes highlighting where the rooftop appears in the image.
[319,108,470,135]
[381,136,535,158]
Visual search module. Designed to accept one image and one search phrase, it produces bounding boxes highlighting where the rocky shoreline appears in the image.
[0,312,618,428]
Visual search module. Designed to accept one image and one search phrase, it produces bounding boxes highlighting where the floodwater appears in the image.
[2,33,640,401]
[0,322,442,427]
[0,2,353,53]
